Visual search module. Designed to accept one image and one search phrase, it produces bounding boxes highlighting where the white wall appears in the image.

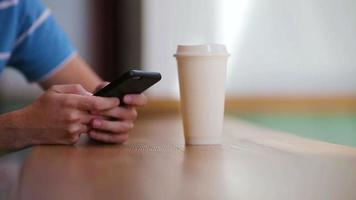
[142,0,219,98]
[0,0,91,101]
[142,0,356,98]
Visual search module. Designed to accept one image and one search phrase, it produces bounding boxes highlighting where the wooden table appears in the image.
[1,113,356,200]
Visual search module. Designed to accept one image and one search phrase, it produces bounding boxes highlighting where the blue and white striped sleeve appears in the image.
[8,0,76,82]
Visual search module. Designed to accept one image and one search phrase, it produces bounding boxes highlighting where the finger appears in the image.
[123,94,147,107]
[68,124,90,135]
[80,114,95,124]
[96,107,137,120]
[51,84,92,96]
[94,82,110,93]
[89,130,129,144]
[91,119,134,133]
[65,110,94,124]
[69,95,120,111]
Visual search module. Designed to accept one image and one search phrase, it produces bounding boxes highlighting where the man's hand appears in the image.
[88,82,147,144]
[11,84,119,148]
[38,56,147,144]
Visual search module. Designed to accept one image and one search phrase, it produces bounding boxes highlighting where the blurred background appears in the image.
[1,0,356,146]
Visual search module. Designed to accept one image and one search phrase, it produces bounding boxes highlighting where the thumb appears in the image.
[94,82,110,93]
[50,84,92,96]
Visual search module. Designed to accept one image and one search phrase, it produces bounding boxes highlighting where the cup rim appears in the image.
[174,53,230,57]
[174,43,230,57]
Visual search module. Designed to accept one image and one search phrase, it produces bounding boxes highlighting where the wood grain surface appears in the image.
[1,113,356,200]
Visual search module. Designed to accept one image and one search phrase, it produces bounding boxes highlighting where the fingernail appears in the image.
[93,120,101,128]
[113,98,120,105]
[124,95,132,103]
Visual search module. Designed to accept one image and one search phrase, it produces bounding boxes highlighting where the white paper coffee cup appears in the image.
[174,44,229,145]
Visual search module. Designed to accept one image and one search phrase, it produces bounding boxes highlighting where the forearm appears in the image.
[0,109,31,150]
[39,54,103,92]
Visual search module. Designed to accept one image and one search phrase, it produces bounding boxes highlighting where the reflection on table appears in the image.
[1,114,356,200]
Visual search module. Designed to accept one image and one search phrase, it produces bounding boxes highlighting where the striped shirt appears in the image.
[0,0,75,82]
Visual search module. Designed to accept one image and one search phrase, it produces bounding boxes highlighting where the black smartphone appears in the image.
[94,70,161,103]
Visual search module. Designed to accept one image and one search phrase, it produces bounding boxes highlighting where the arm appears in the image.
[39,54,102,92]
[0,0,146,149]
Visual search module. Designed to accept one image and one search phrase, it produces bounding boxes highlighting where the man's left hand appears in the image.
[88,82,147,143]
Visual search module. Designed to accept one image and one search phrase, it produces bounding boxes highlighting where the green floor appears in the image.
[234,112,356,147]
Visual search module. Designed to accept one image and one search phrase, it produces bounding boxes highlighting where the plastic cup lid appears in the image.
[174,43,230,57]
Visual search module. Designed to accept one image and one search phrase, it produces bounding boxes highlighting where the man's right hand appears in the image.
[8,84,119,149]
